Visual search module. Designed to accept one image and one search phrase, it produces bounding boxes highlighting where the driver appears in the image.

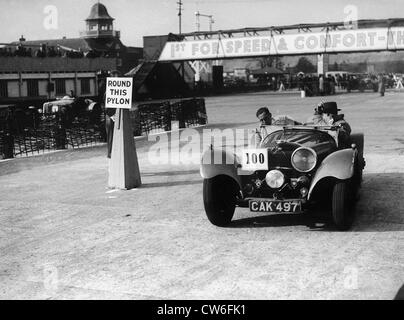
[254,107,301,146]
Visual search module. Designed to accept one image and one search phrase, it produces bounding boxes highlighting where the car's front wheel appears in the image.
[203,175,238,227]
[332,180,354,230]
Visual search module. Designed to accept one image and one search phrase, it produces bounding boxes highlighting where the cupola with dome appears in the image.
[81,2,120,39]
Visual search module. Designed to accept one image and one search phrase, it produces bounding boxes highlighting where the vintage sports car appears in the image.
[200,120,365,231]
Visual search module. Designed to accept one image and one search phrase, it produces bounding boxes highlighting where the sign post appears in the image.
[106,77,141,189]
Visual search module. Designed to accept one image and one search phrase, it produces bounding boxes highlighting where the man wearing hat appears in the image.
[308,101,351,147]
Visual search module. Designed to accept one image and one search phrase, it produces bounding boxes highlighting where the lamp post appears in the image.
[177,1,183,34]
[195,11,214,32]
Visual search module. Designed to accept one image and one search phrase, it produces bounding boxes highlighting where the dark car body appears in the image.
[200,125,365,230]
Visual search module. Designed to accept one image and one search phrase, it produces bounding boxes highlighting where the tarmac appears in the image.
[0,90,403,299]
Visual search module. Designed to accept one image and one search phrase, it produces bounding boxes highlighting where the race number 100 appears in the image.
[242,149,268,171]
[245,152,265,164]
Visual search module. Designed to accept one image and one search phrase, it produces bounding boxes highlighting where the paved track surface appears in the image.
[0,91,403,299]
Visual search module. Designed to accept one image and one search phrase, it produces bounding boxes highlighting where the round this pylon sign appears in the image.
[105,77,133,109]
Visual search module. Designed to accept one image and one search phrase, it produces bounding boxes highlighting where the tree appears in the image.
[258,56,285,71]
[294,57,316,73]
[333,62,339,71]
[275,57,284,71]
[258,56,275,68]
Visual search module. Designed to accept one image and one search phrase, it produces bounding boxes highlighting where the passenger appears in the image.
[307,102,351,147]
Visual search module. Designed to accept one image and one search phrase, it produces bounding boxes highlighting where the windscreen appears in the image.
[261,129,336,148]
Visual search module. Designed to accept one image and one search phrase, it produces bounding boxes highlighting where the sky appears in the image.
[1,0,404,47]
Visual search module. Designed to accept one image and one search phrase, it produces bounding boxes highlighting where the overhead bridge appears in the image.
[158,18,404,61]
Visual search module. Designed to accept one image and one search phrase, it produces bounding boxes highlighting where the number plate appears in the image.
[241,148,268,171]
[249,199,302,213]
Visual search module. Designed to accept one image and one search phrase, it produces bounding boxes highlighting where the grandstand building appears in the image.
[0,2,142,107]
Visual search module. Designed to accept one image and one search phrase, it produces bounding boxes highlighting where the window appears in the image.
[80,78,91,94]
[27,79,39,97]
[0,80,8,97]
[55,79,66,95]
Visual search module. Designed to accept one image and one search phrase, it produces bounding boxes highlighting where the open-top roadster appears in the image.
[200,122,365,230]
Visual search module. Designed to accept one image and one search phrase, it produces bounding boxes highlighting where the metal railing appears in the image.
[0,97,207,159]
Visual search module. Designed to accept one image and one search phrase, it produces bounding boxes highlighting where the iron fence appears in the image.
[0,97,207,159]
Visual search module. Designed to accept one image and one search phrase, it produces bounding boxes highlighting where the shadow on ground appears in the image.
[141,180,201,188]
[142,169,200,177]
[229,211,332,230]
[227,172,404,232]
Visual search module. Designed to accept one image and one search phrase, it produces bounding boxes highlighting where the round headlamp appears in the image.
[291,147,317,172]
[265,170,285,189]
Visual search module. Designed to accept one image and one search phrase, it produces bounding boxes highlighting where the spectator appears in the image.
[329,75,336,95]
[297,73,304,91]
[272,76,277,91]
[35,45,46,58]
[319,75,324,95]
[47,46,57,57]
[85,99,103,128]
[378,74,386,96]
[278,80,285,91]
[335,74,341,89]
[347,75,352,93]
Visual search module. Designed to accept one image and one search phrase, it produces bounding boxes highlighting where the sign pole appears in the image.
[117,108,121,130]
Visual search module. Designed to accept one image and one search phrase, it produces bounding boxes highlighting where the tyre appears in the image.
[332,181,354,231]
[203,175,238,227]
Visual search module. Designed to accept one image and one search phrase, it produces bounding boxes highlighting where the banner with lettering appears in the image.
[159,27,404,61]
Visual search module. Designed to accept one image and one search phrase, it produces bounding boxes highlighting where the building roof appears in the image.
[0,56,117,72]
[12,38,91,52]
[9,37,129,53]
[86,2,114,21]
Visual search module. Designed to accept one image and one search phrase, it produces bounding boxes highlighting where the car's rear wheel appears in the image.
[203,175,238,227]
[332,180,354,231]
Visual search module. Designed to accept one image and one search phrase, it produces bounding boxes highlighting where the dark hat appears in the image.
[321,102,341,115]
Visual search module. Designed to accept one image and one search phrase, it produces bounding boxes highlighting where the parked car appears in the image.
[200,118,365,230]
[42,95,75,113]
[359,76,378,92]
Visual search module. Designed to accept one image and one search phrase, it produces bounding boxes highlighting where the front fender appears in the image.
[308,148,357,199]
[200,148,242,189]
